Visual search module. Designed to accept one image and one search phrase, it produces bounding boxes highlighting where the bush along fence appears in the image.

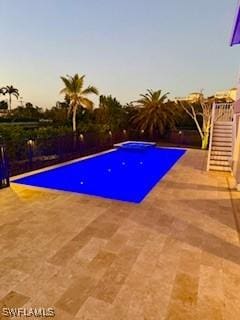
[3,129,201,177]
[165,129,201,147]
[4,130,129,176]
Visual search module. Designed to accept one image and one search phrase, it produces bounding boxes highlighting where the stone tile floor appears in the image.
[0,148,240,319]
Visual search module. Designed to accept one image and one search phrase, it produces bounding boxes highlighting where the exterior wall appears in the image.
[234,98,240,113]
[214,88,237,101]
[175,92,203,103]
[176,89,237,103]
[233,71,240,113]
[237,69,240,100]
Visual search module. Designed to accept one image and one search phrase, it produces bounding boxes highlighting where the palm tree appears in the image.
[60,74,99,132]
[131,89,177,137]
[2,86,19,111]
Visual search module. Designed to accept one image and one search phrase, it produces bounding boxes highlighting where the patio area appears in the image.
[0,148,240,319]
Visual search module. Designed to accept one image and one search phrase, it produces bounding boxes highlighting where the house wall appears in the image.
[234,71,240,113]
[234,99,240,114]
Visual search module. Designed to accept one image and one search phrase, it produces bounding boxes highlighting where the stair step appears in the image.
[209,165,231,172]
[210,160,230,166]
[214,128,232,131]
[212,141,232,146]
[213,135,232,139]
[215,121,233,125]
[215,122,233,124]
[210,155,231,161]
[211,150,232,156]
[211,146,232,154]
[213,129,232,135]
[214,129,233,133]
[214,126,232,130]
[214,127,232,131]
[214,125,233,128]
[212,137,232,142]
[213,137,232,141]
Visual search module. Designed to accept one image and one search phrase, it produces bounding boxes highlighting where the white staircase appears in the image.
[207,103,235,172]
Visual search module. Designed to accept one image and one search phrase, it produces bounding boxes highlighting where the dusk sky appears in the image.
[0,0,239,109]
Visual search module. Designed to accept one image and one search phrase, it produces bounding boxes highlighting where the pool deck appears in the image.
[0,148,240,319]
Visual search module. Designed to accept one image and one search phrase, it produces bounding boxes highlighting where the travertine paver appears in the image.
[0,148,240,319]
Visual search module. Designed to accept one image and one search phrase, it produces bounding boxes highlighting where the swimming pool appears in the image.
[13,146,186,203]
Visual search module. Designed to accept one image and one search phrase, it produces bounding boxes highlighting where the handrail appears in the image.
[207,102,216,171]
[214,103,233,122]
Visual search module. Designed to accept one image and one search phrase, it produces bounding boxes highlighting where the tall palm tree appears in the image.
[3,85,19,111]
[131,89,177,137]
[60,74,98,132]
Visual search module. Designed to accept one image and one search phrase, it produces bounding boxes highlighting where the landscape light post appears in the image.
[79,133,85,155]
[178,130,183,145]
[0,137,10,188]
[27,139,34,169]
[123,129,127,141]
[109,130,113,146]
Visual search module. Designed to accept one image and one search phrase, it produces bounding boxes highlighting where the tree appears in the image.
[10,103,43,121]
[60,74,98,132]
[2,85,19,111]
[0,101,8,110]
[94,95,125,131]
[0,87,6,96]
[131,89,177,137]
[178,98,214,149]
[44,101,69,125]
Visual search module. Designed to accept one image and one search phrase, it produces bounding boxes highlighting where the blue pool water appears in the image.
[13,147,186,203]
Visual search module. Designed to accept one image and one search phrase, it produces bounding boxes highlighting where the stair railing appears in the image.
[207,102,216,171]
[214,103,233,122]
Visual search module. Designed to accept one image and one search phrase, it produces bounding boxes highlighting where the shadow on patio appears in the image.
[128,206,240,266]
